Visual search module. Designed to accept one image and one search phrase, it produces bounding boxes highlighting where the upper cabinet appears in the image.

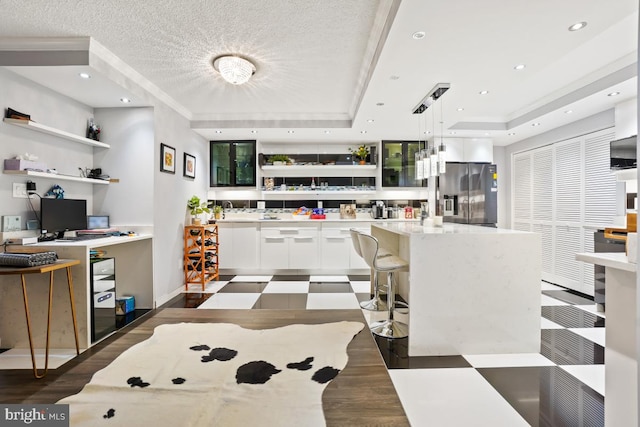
[444,138,493,163]
[210,140,257,187]
[381,141,425,187]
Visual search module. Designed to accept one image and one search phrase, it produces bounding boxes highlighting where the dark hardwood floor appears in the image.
[0,307,409,427]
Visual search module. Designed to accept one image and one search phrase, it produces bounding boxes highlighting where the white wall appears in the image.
[153,102,208,302]
[0,68,96,227]
[93,107,155,225]
[616,97,638,139]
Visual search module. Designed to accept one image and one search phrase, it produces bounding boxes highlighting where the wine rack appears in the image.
[184,224,219,290]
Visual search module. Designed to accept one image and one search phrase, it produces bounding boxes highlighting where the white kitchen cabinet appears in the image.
[320,227,352,270]
[218,222,259,269]
[217,223,233,268]
[260,223,320,270]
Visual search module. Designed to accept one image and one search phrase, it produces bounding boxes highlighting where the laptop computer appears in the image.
[86,215,110,230]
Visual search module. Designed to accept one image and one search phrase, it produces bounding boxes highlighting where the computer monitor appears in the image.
[87,215,109,230]
[40,198,87,236]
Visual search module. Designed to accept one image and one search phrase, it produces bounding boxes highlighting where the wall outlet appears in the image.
[2,215,21,231]
[12,183,27,198]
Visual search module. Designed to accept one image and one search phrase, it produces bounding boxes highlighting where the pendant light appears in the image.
[415,116,424,180]
[438,98,447,174]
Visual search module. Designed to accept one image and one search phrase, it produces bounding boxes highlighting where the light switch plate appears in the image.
[2,215,21,231]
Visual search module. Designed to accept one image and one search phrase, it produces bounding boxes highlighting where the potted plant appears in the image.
[213,205,224,220]
[349,145,370,165]
[269,154,291,165]
[187,195,211,225]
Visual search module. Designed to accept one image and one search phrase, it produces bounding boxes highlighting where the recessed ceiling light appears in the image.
[568,21,587,31]
[412,31,426,40]
[287,130,295,134]
[215,130,222,134]
[367,119,375,123]
[250,130,258,134]
[120,97,131,103]
[324,130,331,134]
[565,109,573,114]
[390,75,400,80]
[450,131,456,135]
[608,91,620,97]
[513,64,526,70]
[376,102,385,106]
[484,132,490,136]
[532,122,541,127]
[360,130,367,134]
[479,90,489,95]
[423,130,431,134]
[79,72,91,79]
[457,107,464,111]
[508,132,516,136]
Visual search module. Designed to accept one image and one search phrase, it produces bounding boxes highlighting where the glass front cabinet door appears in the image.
[381,140,425,187]
[210,140,257,187]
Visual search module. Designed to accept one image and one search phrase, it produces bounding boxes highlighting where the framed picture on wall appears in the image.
[160,143,176,174]
[183,152,196,178]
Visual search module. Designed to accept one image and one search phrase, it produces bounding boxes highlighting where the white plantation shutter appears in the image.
[511,127,616,295]
[514,153,532,222]
[555,138,582,223]
[584,131,617,226]
[533,148,553,221]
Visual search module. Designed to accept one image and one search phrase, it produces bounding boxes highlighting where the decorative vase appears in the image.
[359,160,366,165]
[192,217,201,225]
[215,212,221,220]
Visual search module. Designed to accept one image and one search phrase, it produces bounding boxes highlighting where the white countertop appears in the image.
[371,222,531,236]
[24,234,152,248]
[576,252,637,273]
[215,217,419,224]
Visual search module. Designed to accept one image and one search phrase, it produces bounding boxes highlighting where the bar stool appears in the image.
[357,233,409,339]
[349,229,389,311]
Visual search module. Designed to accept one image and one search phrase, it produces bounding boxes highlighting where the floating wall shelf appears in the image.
[3,169,110,185]
[3,118,110,149]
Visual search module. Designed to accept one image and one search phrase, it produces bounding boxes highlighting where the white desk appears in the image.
[0,235,153,351]
[371,222,541,356]
[576,252,637,427]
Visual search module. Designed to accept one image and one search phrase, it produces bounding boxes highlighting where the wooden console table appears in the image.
[0,259,80,378]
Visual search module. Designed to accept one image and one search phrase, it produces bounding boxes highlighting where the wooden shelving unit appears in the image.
[184,224,219,290]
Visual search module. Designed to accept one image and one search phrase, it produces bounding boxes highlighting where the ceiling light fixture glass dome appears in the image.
[213,55,256,85]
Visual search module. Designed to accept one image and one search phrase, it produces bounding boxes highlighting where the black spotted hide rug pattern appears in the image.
[57,321,364,426]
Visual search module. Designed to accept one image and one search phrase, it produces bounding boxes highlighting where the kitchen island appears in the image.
[371,222,541,356]
[575,252,637,427]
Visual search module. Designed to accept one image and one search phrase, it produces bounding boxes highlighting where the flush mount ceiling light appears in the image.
[412,31,426,40]
[568,21,587,31]
[212,55,256,85]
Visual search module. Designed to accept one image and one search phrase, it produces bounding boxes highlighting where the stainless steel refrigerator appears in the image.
[438,162,498,226]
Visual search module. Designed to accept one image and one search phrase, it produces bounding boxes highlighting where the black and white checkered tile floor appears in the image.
[168,276,605,426]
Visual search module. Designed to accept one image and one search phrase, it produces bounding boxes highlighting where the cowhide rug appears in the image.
[58,321,364,426]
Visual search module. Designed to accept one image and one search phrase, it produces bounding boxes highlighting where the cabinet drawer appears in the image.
[94,291,115,308]
[92,258,114,275]
[94,280,115,293]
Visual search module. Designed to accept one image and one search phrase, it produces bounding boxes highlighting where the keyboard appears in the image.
[57,234,106,241]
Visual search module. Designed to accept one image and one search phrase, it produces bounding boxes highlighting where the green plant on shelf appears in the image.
[187,195,211,216]
[349,145,370,161]
[269,154,291,164]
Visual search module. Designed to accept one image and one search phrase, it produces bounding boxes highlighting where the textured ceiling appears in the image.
[0,0,637,145]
